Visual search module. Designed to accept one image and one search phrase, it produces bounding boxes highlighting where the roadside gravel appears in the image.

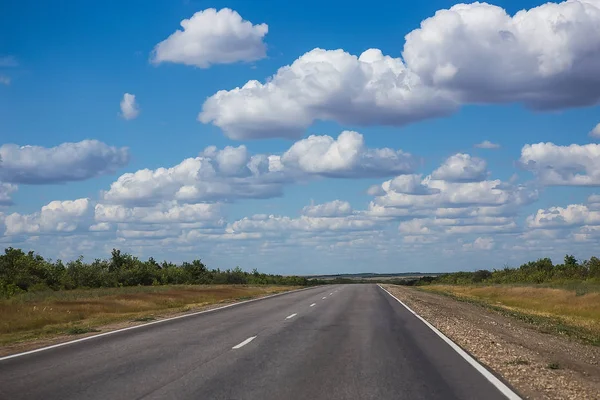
[383,284,600,400]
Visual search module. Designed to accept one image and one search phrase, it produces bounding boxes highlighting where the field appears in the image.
[420,283,600,345]
[0,285,296,348]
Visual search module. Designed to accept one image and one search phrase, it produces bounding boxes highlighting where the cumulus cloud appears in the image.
[526,204,600,228]
[431,153,488,182]
[200,1,600,140]
[102,131,414,205]
[403,0,600,109]
[0,140,130,184]
[151,8,268,68]
[590,123,600,138]
[3,198,91,235]
[301,200,353,218]
[462,237,495,250]
[280,131,417,178]
[475,140,500,149]
[95,202,222,224]
[199,48,456,139]
[119,93,140,120]
[227,213,377,234]
[0,183,17,206]
[519,142,600,185]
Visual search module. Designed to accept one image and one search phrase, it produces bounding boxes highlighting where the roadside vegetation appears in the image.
[396,255,600,346]
[0,247,319,299]
[0,284,294,348]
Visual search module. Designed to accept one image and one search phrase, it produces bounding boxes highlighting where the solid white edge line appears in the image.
[310,303,316,307]
[232,336,257,349]
[0,286,318,362]
[286,313,297,319]
[377,285,522,400]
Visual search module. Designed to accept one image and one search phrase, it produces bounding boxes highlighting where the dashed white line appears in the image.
[232,336,256,349]
[329,293,333,295]
[322,296,327,299]
[286,313,297,319]
[310,303,316,307]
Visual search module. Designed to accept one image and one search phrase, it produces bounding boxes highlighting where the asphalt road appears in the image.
[0,284,517,400]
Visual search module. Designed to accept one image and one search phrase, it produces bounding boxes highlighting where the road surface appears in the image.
[0,284,517,399]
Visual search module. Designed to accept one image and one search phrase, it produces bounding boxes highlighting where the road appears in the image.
[0,284,517,400]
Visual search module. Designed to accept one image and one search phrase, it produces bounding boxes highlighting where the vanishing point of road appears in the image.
[0,284,520,400]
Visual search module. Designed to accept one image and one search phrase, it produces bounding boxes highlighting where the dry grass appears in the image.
[0,285,296,346]
[421,285,600,340]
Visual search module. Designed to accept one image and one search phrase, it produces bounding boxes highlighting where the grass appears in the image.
[0,285,296,347]
[419,284,600,346]
[547,362,560,370]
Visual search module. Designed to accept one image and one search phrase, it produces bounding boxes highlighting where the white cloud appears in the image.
[0,183,17,206]
[398,219,432,234]
[520,142,600,185]
[227,213,377,234]
[151,8,268,68]
[102,131,414,205]
[463,237,495,250]
[403,0,600,110]
[431,153,488,182]
[119,93,140,120]
[475,140,500,149]
[301,200,353,218]
[526,204,600,228]
[0,140,130,184]
[280,131,416,178]
[199,48,456,139]
[0,75,10,85]
[590,123,600,138]
[387,174,440,195]
[89,222,111,232]
[95,202,222,224]
[4,198,91,235]
[200,1,600,140]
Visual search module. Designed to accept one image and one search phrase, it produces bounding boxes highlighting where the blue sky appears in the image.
[1,0,600,274]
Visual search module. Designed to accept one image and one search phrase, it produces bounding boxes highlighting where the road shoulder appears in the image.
[382,284,600,400]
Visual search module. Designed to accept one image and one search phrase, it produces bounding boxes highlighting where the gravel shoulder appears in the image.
[382,284,600,400]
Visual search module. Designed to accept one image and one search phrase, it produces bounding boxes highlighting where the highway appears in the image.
[0,284,519,400]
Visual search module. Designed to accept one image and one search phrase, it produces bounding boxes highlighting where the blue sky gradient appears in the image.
[1,0,600,274]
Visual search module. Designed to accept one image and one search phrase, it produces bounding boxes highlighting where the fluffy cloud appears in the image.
[0,140,130,184]
[151,8,268,68]
[3,198,91,235]
[403,0,600,109]
[0,183,17,206]
[301,200,352,218]
[462,237,495,250]
[102,131,414,205]
[95,202,222,224]
[590,123,600,138]
[227,213,377,234]
[519,142,600,185]
[280,131,416,178]
[475,140,500,149]
[526,204,600,228]
[119,93,139,120]
[199,48,456,139]
[431,153,488,182]
[200,1,600,139]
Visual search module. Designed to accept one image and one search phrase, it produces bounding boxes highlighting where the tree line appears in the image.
[0,247,324,298]
[400,255,600,286]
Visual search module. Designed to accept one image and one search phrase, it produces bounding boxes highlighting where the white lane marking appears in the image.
[286,313,297,319]
[329,293,333,295]
[0,287,318,362]
[322,296,327,299]
[378,285,522,400]
[310,303,316,307]
[232,336,256,349]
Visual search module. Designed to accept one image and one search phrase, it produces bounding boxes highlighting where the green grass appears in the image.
[66,326,101,335]
[547,362,560,370]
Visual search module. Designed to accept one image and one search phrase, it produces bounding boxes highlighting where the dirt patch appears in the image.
[382,284,600,400]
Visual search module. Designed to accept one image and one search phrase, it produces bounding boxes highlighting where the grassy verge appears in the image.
[0,285,297,347]
[419,284,600,346]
